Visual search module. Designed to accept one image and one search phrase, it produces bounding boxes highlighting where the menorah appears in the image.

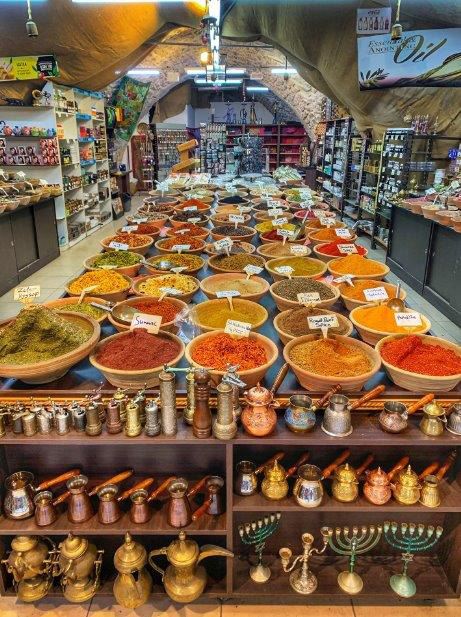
[383,521,443,598]
[321,524,382,594]
[238,512,281,583]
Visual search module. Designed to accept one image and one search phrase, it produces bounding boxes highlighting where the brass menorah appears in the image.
[239,512,281,583]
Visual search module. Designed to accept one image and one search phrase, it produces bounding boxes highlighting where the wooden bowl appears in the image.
[42,297,110,324]
[208,254,265,274]
[0,312,101,384]
[89,331,185,388]
[349,307,431,346]
[210,225,256,243]
[265,256,327,282]
[338,280,407,312]
[200,273,269,302]
[313,243,368,264]
[328,257,390,281]
[211,212,252,225]
[165,226,209,240]
[284,334,381,392]
[204,241,256,256]
[274,308,353,344]
[144,254,205,276]
[173,202,211,215]
[189,298,268,333]
[125,214,169,229]
[308,229,357,246]
[256,243,312,260]
[170,215,210,229]
[132,274,200,304]
[116,226,160,241]
[65,273,132,303]
[376,334,461,392]
[107,296,188,333]
[100,235,153,256]
[155,238,206,256]
[270,279,340,311]
[185,330,278,387]
[83,253,143,278]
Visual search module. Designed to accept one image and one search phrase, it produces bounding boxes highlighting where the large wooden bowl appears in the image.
[211,225,256,243]
[256,243,312,260]
[204,241,256,256]
[165,226,209,240]
[308,229,357,246]
[0,312,100,384]
[43,297,110,324]
[284,334,381,392]
[116,226,160,241]
[144,254,205,276]
[83,253,143,278]
[338,280,407,312]
[65,274,132,303]
[170,215,210,229]
[107,296,188,333]
[375,334,461,392]
[155,238,206,256]
[270,279,340,311]
[132,274,199,304]
[327,257,390,281]
[208,254,265,274]
[89,331,185,388]
[349,307,431,346]
[100,234,153,256]
[185,330,278,387]
[313,243,368,264]
[200,273,269,302]
[189,298,268,333]
[265,256,327,282]
[274,308,353,344]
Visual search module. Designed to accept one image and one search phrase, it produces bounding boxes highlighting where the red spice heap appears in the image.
[317,241,366,257]
[262,229,287,241]
[381,335,461,376]
[109,233,151,248]
[191,333,267,371]
[133,223,160,235]
[170,223,204,237]
[96,330,180,370]
[178,198,208,210]
[160,235,204,250]
[130,300,180,322]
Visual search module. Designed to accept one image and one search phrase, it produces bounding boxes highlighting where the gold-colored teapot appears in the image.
[113,532,152,608]
[332,454,374,503]
[261,453,310,501]
[2,536,55,602]
[391,462,439,506]
[148,531,233,603]
[57,533,103,603]
[420,400,447,437]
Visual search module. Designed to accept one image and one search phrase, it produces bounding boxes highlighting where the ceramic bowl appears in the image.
[144,254,205,276]
[307,229,357,246]
[116,226,160,240]
[210,225,256,243]
[43,296,110,324]
[189,298,268,333]
[83,253,143,278]
[274,308,353,344]
[170,214,210,228]
[269,278,340,311]
[165,225,209,240]
[107,296,188,333]
[256,243,311,260]
[349,307,431,346]
[338,280,407,312]
[204,241,256,256]
[132,274,200,304]
[100,234,153,256]
[154,238,206,256]
[207,254,265,274]
[265,256,327,282]
[327,257,390,281]
[200,272,269,302]
[65,273,132,303]
[173,202,211,215]
[313,243,368,263]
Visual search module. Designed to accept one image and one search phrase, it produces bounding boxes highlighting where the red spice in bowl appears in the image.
[130,300,181,322]
[381,335,461,376]
[317,241,366,257]
[95,330,181,370]
[132,223,161,235]
[159,235,204,250]
[191,333,267,371]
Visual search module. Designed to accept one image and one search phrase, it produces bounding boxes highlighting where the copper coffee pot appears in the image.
[234,452,285,496]
[97,478,154,525]
[363,456,410,505]
[127,476,176,525]
[164,476,214,528]
[378,394,434,434]
[331,454,375,503]
[261,453,310,501]
[241,384,280,437]
[420,451,456,508]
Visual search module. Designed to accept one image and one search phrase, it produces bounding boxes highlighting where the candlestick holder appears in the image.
[321,524,382,594]
[238,512,281,583]
[383,521,443,598]
[279,531,328,594]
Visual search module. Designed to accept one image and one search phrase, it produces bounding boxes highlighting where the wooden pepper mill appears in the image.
[193,369,211,439]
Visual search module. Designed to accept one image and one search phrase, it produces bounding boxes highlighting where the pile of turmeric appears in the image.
[330,254,386,276]
[354,305,427,334]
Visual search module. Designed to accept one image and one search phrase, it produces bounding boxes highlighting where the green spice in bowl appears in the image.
[84,251,143,278]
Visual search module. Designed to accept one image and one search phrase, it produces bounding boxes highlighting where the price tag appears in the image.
[109,241,129,251]
[122,225,138,233]
[395,311,422,327]
[298,292,320,304]
[224,319,252,337]
[183,206,198,211]
[363,286,389,301]
[268,208,284,217]
[133,217,148,223]
[14,285,41,303]
[243,264,263,277]
[188,217,201,224]
[267,199,279,209]
[214,237,233,252]
[216,290,241,298]
[300,201,312,210]
[425,188,437,196]
[171,244,191,253]
[275,265,294,278]
[333,275,355,286]
[313,208,326,217]
[171,267,187,274]
[229,214,245,224]
[337,243,358,255]
[99,264,117,270]
[320,217,334,227]
[335,228,352,239]
[159,287,181,296]
[130,312,162,334]
[273,217,288,226]
[175,228,189,235]
[238,205,252,213]
[308,314,339,338]
[290,245,308,256]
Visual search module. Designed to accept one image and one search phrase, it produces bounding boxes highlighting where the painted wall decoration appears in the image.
[0,55,59,81]
[111,76,151,143]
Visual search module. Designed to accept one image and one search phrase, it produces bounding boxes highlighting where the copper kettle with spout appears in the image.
[363,456,409,505]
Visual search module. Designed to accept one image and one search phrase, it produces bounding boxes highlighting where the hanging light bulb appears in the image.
[26,0,38,37]
[391,0,403,41]
[200,50,212,66]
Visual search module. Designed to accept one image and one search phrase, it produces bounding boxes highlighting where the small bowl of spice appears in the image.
[145,253,205,276]
[108,296,188,333]
[204,241,256,256]
[376,334,461,392]
[274,307,353,344]
[270,277,340,311]
[43,297,110,324]
[132,273,200,304]
[190,298,268,333]
[200,272,269,302]
[350,305,431,346]
[170,212,210,228]
[328,254,390,281]
[116,223,160,239]
[101,233,154,256]
[338,279,407,312]
[174,198,211,215]
[84,251,144,278]
[211,225,256,242]
[90,330,185,388]
[313,241,368,263]
[126,212,169,228]
[265,256,327,282]
[208,253,265,274]
[66,270,132,303]
[165,224,209,240]
[211,212,252,226]
[308,227,357,245]
[256,242,311,260]
[284,334,381,392]
[185,330,278,387]
[155,235,206,255]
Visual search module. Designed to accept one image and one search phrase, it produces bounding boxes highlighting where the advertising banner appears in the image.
[0,55,59,81]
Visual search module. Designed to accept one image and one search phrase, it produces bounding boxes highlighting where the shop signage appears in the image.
[0,55,59,81]
[358,28,461,89]
[225,319,252,337]
[130,313,162,334]
[356,8,391,35]
[298,292,320,304]
[14,285,40,303]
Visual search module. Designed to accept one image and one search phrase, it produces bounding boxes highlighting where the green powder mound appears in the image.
[0,305,90,365]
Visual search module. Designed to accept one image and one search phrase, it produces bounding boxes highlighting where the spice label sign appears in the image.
[298,292,321,304]
[273,217,288,226]
[333,274,355,286]
[363,286,389,301]
[238,205,252,213]
[133,217,148,223]
[188,218,201,224]
[277,229,295,238]
[109,241,129,251]
[159,287,181,296]
[337,243,358,254]
[183,206,198,211]
[291,245,308,255]
[395,311,422,327]
[130,313,162,334]
[214,238,233,252]
[171,267,187,274]
[243,265,263,276]
[225,319,252,337]
[308,314,339,330]
[171,245,191,253]
[229,214,245,224]
[268,208,284,217]
[335,228,352,238]
[275,266,294,276]
[216,290,241,298]
[121,225,138,233]
[14,285,40,303]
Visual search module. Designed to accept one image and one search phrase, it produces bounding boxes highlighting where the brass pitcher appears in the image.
[420,451,456,508]
[148,531,233,603]
[331,454,374,503]
[261,453,310,501]
[56,533,103,603]
[420,400,447,437]
[113,532,152,609]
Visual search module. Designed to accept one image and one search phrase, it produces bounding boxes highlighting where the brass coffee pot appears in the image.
[113,532,152,609]
[234,452,285,496]
[331,454,374,503]
[56,533,103,602]
[391,462,439,506]
[363,457,409,505]
[148,531,233,603]
[420,400,447,436]
[261,453,310,501]
[420,451,456,508]
[378,394,434,434]
[2,536,56,602]
[241,384,279,437]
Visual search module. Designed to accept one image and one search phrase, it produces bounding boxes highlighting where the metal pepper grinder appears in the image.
[112,388,129,423]
[0,406,9,437]
[183,368,196,425]
[89,389,106,423]
[159,369,177,436]
[125,401,142,438]
[133,386,147,426]
[85,402,102,436]
[12,403,26,434]
[193,369,212,439]
[144,399,161,437]
[222,364,245,421]
[69,401,86,433]
[106,399,123,434]
[213,381,238,440]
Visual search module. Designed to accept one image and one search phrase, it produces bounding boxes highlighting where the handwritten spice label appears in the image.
[298,292,321,304]
[224,319,252,337]
[333,275,355,286]
[159,287,181,296]
[171,244,191,253]
[363,286,389,301]
[275,266,294,276]
[291,245,309,255]
[238,205,252,213]
[277,229,295,238]
[243,265,263,276]
[130,313,162,334]
[216,290,241,298]
[183,206,198,211]
[189,217,201,224]
[121,225,138,233]
[14,285,40,303]
[395,311,422,327]
[133,217,148,223]
[308,314,339,330]
[337,243,358,254]
[268,208,284,217]
[171,267,187,274]
[109,241,129,251]
[229,214,245,224]
[335,228,352,239]
[273,217,288,226]
[214,237,233,252]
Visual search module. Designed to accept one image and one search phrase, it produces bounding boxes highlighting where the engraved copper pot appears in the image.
[241,384,279,437]
[363,456,409,505]
[378,394,434,434]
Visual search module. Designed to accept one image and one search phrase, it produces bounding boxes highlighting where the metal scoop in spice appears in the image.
[387,282,405,312]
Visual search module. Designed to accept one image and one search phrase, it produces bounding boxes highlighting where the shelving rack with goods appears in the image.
[200,123,227,174]
[341,126,366,224]
[130,131,155,191]
[151,126,190,181]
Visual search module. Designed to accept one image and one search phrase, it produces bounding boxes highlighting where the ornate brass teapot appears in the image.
[148,531,233,603]
[391,462,438,506]
[113,532,152,609]
[331,454,374,503]
[56,533,103,603]
[261,453,310,501]
[241,384,279,437]
[420,400,447,436]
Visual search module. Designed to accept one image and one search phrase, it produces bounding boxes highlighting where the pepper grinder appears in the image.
[125,401,142,438]
[133,386,147,425]
[106,400,123,434]
[183,369,196,425]
[89,389,106,423]
[159,369,177,436]
[144,399,161,437]
[69,401,86,432]
[85,403,102,436]
[213,381,237,440]
[112,388,129,423]
[193,369,212,439]
[222,364,245,421]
